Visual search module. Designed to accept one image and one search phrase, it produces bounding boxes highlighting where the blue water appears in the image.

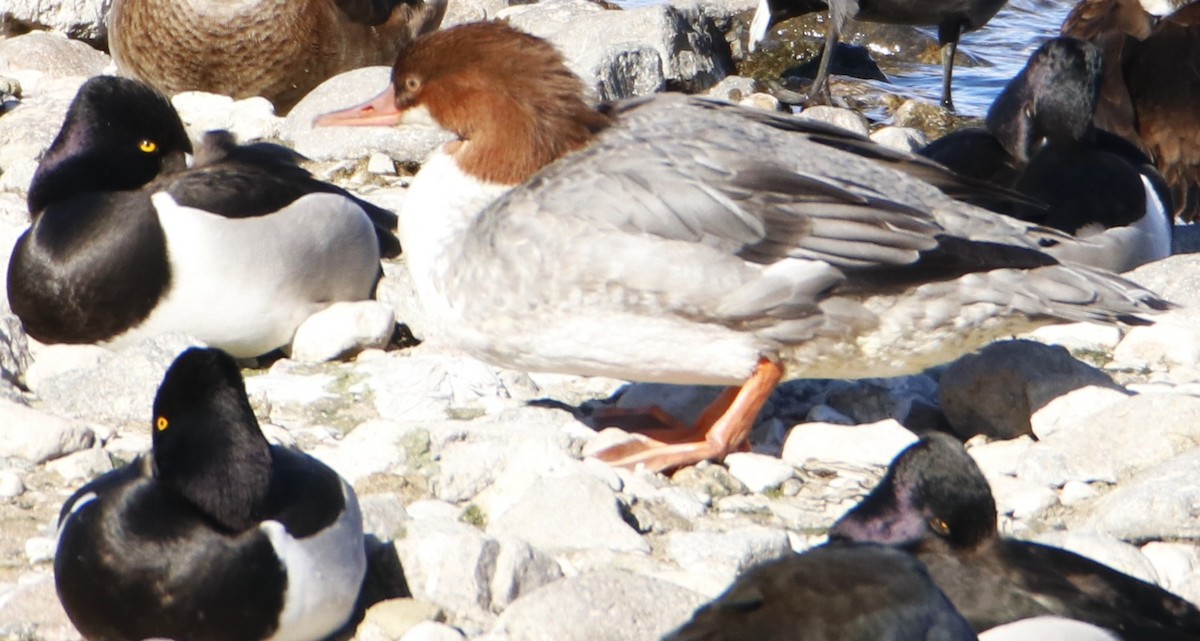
[617,0,1075,117]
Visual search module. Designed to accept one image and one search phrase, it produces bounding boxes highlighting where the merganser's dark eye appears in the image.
[404,76,421,92]
[139,139,158,154]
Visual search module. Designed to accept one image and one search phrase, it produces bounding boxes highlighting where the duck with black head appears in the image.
[6,75,400,359]
[921,36,1173,272]
[829,433,1200,640]
[54,347,366,641]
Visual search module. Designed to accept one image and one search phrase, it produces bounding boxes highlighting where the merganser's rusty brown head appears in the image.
[316,21,612,184]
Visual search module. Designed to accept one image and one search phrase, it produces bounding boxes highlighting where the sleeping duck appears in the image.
[107,0,448,113]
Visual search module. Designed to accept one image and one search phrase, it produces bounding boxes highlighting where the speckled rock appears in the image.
[798,105,869,136]
[1,0,111,45]
[0,400,95,463]
[870,126,928,152]
[488,474,649,554]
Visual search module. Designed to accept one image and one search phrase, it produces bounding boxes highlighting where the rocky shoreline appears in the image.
[2,0,1200,640]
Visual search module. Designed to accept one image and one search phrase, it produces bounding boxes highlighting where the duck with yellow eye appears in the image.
[6,75,401,357]
[829,433,1200,639]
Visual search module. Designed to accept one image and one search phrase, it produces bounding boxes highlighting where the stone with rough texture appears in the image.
[489,536,564,611]
[171,92,281,143]
[503,0,731,100]
[0,400,95,463]
[394,518,501,624]
[0,315,30,386]
[492,570,706,641]
[1029,385,1130,439]
[30,334,204,425]
[1141,542,1200,601]
[664,526,791,584]
[488,474,648,554]
[1017,393,1200,486]
[939,340,1120,440]
[1079,450,1200,541]
[2,0,111,43]
[289,301,396,362]
[1024,321,1123,354]
[723,452,795,493]
[0,471,25,498]
[402,621,467,641]
[782,419,918,467]
[355,598,445,641]
[45,445,112,481]
[0,31,107,89]
[310,420,427,484]
[0,574,76,641]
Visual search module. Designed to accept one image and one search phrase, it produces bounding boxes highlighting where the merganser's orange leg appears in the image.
[591,386,740,441]
[591,358,784,473]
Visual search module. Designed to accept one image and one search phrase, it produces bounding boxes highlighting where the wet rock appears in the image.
[1079,449,1200,541]
[702,74,760,102]
[938,340,1121,441]
[491,570,706,641]
[488,474,648,554]
[781,419,918,468]
[0,400,95,463]
[892,99,955,140]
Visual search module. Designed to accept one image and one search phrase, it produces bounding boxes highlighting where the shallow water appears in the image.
[618,0,1076,117]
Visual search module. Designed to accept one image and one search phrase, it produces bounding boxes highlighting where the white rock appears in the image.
[309,419,426,484]
[0,31,109,77]
[966,435,1033,478]
[1080,449,1200,541]
[1024,321,1123,353]
[358,493,411,540]
[979,617,1121,641]
[402,621,467,641]
[1017,393,1200,486]
[0,156,37,193]
[782,419,918,468]
[0,400,95,463]
[1140,542,1200,597]
[739,92,781,112]
[1029,386,1130,439]
[24,537,55,564]
[367,152,396,175]
[354,352,522,423]
[0,471,24,498]
[989,475,1057,521]
[487,474,649,554]
[1112,317,1200,376]
[45,446,112,481]
[723,452,795,493]
[664,526,791,583]
[797,105,870,136]
[489,536,564,611]
[869,126,927,152]
[289,301,395,362]
[394,519,500,623]
[491,570,706,641]
[22,343,109,394]
[1032,531,1160,585]
[1059,480,1100,507]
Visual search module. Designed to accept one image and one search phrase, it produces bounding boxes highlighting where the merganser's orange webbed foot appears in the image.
[591,359,784,474]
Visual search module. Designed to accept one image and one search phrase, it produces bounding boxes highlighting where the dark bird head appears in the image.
[151,347,272,532]
[27,75,192,215]
[829,433,998,552]
[987,37,1103,164]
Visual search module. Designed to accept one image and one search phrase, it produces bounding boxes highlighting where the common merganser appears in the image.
[6,76,400,358]
[316,21,1169,473]
[107,0,447,113]
[1062,0,1200,221]
[55,348,366,641]
[921,37,1173,273]
[748,0,1009,109]
[829,433,1200,639]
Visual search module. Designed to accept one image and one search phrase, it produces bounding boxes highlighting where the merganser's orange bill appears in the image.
[313,85,401,128]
